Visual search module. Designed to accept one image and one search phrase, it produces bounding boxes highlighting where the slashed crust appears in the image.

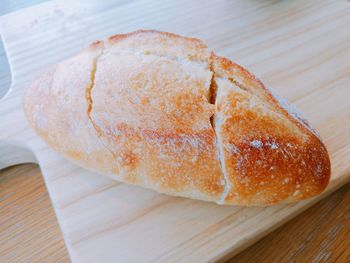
[89,37,224,201]
[213,60,330,205]
[24,30,331,206]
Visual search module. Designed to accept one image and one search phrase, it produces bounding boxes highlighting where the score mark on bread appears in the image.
[23,30,330,206]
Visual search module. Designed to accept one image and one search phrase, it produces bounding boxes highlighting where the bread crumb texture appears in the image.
[23,30,330,206]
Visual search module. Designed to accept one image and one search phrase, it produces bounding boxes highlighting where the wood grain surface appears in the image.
[1,164,349,262]
[1,0,350,262]
[0,164,69,263]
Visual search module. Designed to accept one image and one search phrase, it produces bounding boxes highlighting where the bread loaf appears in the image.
[23,30,330,206]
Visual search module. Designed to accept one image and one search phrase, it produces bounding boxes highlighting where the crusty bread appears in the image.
[23,30,330,206]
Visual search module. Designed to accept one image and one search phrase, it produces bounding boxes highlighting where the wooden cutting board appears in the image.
[1,0,350,262]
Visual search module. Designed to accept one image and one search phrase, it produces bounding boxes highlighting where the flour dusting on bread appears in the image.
[24,30,331,206]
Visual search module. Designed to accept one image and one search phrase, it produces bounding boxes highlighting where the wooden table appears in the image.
[1,1,349,262]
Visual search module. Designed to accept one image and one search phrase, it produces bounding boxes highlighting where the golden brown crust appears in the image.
[23,30,331,206]
[213,56,321,139]
[213,58,330,205]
